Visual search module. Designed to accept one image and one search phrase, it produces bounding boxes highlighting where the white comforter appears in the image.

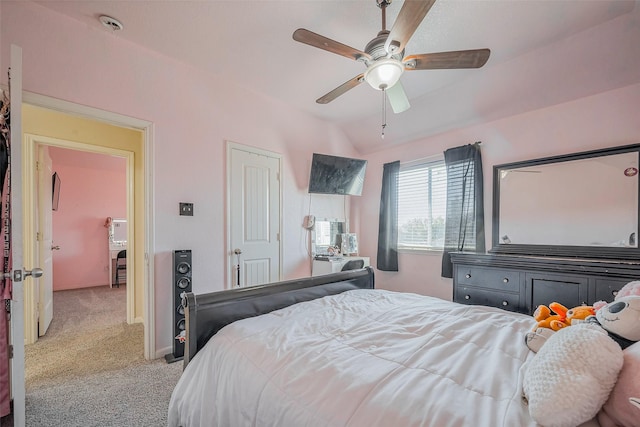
[168,289,539,427]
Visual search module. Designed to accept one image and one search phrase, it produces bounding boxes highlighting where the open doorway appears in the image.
[20,100,153,357]
[23,134,142,388]
[23,106,140,338]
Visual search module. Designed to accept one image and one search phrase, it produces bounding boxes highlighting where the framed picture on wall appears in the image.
[52,172,61,211]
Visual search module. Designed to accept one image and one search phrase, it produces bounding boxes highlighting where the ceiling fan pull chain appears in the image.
[381,89,387,139]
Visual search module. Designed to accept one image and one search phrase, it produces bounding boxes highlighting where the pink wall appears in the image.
[50,147,126,290]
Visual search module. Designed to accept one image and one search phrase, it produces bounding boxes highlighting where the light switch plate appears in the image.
[179,202,194,216]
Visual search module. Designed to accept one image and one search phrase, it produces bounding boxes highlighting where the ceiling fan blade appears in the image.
[384,0,436,55]
[404,48,491,70]
[293,29,371,62]
[386,81,410,114]
[316,74,365,104]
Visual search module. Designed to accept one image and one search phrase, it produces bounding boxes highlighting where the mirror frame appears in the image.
[490,143,640,260]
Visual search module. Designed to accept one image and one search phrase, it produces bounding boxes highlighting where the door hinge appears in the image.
[277,232,280,241]
[36,161,40,172]
[8,345,13,359]
[36,231,41,241]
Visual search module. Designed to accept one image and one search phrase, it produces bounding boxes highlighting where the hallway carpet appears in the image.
[22,285,182,426]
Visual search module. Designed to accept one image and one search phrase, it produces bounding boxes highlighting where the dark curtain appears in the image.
[377,161,400,271]
[441,143,485,278]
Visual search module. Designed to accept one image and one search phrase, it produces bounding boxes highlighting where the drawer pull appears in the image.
[502,301,508,306]
[503,278,509,284]
[464,295,471,300]
[465,274,471,279]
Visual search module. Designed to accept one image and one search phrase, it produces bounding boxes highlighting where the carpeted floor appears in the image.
[19,285,183,427]
[25,286,144,388]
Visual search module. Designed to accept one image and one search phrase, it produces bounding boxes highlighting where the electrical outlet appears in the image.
[180,202,194,216]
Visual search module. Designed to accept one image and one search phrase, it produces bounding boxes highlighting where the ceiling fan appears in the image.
[293,0,490,114]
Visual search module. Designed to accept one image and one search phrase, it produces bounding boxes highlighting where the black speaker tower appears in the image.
[165,249,192,363]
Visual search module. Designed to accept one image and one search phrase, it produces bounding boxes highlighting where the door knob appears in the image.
[1,268,43,281]
[51,245,60,250]
[233,249,242,287]
[24,268,44,278]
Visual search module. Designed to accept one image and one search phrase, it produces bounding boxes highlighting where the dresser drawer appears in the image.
[455,286,522,313]
[455,266,520,292]
[593,278,629,303]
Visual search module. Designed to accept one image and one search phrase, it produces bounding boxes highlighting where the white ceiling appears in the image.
[34,0,640,153]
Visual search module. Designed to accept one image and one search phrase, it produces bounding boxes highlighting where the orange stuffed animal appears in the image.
[532,302,595,331]
[525,302,596,353]
[533,302,570,331]
[565,305,596,325]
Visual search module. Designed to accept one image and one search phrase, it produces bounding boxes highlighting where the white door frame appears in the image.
[22,92,155,360]
[24,134,135,337]
[226,141,283,289]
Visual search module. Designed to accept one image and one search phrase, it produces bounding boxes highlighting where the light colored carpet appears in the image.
[26,359,182,427]
[23,286,183,426]
[25,286,143,387]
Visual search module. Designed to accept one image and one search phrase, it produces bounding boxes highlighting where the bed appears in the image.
[168,268,599,427]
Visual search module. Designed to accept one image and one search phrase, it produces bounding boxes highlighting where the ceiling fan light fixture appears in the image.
[364,59,404,91]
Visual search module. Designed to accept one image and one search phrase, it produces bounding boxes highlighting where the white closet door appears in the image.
[228,143,281,288]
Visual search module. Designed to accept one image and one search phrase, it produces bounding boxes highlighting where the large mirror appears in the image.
[311,218,347,256]
[491,144,639,259]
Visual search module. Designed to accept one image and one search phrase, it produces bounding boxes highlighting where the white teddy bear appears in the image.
[522,295,640,427]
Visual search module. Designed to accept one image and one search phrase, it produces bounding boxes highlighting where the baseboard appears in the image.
[155,346,173,360]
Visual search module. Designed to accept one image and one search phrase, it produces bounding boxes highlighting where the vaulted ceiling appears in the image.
[34,0,640,153]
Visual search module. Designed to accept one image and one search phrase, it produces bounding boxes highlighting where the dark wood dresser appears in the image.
[450,252,640,315]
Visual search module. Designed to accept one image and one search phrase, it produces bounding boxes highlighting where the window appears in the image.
[397,157,447,251]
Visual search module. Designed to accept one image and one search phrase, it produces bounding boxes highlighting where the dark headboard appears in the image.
[182,267,375,367]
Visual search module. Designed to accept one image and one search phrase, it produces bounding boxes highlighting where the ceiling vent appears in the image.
[99,15,124,32]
